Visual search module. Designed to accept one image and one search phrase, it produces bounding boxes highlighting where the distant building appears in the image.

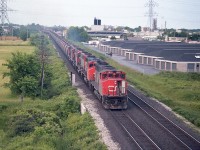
[91,25,105,31]
[89,18,124,39]
[94,18,98,25]
[98,19,101,25]
[94,17,101,25]
[88,40,100,45]
[153,18,157,31]
[91,17,104,31]
[141,27,150,32]
[176,29,182,33]
[166,36,187,42]
[98,41,200,73]
[87,31,123,39]
[133,30,162,41]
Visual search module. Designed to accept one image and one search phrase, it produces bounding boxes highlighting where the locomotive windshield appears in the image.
[121,74,125,79]
[108,74,113,78]
[89,63,95,68]
[102,74,107,79]
[115,74,119,78]
[101,72,125,79]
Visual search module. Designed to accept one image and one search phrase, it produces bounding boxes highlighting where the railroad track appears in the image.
[127,87,200,150]
[110,110,161,150]
[54,40,200,149]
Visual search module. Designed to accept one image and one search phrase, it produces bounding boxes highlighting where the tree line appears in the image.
[0,23,42,41]
[3,25,91,100]
[67,26,90,42]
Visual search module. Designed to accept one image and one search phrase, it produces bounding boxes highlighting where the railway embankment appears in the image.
[0,38,107,150]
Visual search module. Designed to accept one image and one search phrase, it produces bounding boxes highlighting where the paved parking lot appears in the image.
[86,45,160,75]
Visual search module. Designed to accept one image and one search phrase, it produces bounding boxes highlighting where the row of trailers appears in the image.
[48,31,128,109]
[98,41,200,73]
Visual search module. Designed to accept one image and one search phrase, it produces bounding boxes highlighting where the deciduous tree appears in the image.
[67,26,90,42]
[3,52,41,100]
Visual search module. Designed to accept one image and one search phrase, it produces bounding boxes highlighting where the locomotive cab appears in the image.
[100,71,128,109]
[94,60,128,109]
[101,71,127,96]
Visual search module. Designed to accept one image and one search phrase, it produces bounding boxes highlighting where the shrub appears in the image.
[56,94,80,119]
[8,109,62,137]
[64,113,107,150]
[194,118,200,127]
[9,114,36,136]
[0,104,8,112]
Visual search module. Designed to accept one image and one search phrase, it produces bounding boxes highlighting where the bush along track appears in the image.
[0,35,107,150]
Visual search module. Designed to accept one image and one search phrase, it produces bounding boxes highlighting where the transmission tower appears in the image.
[0,0,12,26]
[145,0,158,31]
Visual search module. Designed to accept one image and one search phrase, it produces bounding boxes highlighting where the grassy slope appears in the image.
[77,43,200,128]
[0,40,107,150]
[0,40,36,149]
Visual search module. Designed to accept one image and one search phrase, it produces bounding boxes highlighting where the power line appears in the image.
[159,6,200,14]
[145,0,158,31]
[0,0,13,26]
[162,0,200,6]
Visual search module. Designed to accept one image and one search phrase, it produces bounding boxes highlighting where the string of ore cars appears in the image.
[48,31,128,109]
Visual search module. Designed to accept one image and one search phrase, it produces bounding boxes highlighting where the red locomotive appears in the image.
[49,31,128,109]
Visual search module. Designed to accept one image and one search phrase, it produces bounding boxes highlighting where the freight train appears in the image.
[48,31,128,109]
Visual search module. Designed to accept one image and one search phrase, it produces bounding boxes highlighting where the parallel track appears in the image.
[128,87,200,150]
[110,110,161,150]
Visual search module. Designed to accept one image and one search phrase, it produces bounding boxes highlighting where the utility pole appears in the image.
[27,28,29,40]
[11,26,13,40]
[40,35,45,98]
[39,35,49,98]
[145,0,158,32]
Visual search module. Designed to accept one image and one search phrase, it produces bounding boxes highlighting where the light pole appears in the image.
[11,26,13,40]
[26,29,28,40]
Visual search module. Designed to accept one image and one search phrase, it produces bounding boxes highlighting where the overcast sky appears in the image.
[8,0,200,29]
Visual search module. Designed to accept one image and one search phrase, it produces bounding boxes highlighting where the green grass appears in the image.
[0,41,35,103]
[76,42,200,128]
[0,40,29,46]
[0,40,107,150]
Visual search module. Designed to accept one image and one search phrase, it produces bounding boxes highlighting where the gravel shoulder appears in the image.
[76,87,121,150]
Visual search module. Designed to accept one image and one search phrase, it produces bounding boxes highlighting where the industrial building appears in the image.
[88,18,124,39]
[87,31,123,39]
[98,41,200,73]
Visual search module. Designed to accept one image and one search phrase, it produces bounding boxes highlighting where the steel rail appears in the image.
[128,87,200,150]
[110,110,161,150]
